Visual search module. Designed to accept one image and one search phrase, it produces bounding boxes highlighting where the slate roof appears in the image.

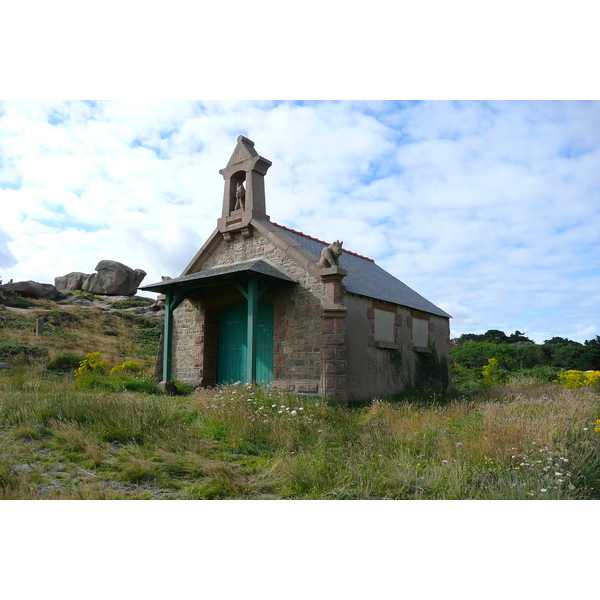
[140,259,296,294]
[274,224,451,319]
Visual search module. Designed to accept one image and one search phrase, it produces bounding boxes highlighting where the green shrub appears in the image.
[115,312,159,328]
[41,310,81,326]
[0,342,50,363]
[47,352,87,372]
[0,316,33,330]
[512,366,558,382]
[111,297,152,309]
[174,380,195,395]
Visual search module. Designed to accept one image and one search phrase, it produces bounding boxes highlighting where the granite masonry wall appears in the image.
[171,229,326,393]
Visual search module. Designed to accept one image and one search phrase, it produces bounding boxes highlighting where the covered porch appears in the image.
[140,260,296,392]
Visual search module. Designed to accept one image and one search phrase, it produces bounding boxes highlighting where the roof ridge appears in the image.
[272,222,375,262]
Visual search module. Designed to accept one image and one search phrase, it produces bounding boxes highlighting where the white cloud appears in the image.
[1,100,599,342]
[0,226,17,272]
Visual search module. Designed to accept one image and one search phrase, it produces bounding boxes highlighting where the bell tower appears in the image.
[217,135,272,241]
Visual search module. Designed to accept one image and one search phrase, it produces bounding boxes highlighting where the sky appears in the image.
[1,100,598,343]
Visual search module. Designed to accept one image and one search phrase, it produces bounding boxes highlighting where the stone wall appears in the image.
[345,293,451,401]
[172,229,325,393]
[172,297,204,385]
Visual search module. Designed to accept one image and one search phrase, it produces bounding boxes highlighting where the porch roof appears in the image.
[140,259,297,295]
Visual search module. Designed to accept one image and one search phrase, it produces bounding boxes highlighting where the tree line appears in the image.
[450,330,600,384]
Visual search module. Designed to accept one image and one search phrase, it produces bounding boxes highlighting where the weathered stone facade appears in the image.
[345,294,451,401]
[142,135,451,405]
[171,230,327,394]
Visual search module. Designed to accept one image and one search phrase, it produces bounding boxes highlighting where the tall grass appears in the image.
[1,370,599,499]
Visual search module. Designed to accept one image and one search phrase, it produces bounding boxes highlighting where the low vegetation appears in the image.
[1,366,598,499]
[0,300,161,371]
[451,329,600,392]
[1,306,598,500]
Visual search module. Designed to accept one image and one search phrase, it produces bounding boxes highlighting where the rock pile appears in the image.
[55,261,146,296]
[1,261,153,312]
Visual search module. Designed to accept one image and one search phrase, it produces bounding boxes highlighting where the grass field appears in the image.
[1,367,598,500]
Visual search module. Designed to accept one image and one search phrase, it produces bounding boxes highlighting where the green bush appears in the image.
[47,352,86,372]
[115,312,159,328]
[513,366,558,382]
[174,380,195,395]
[132,327,161,346]
[41,310,81,326]
[111,297,152,310]
[0,342,49,363]
[0,316,33,330]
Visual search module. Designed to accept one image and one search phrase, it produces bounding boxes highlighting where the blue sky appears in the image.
[1,100,598,343]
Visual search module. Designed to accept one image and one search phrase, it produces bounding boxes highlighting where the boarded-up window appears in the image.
[374,309,396,343]
[413,318,429,348]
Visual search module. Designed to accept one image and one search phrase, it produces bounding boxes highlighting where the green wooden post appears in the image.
[246,277,258,382]
[163,291,173,382]
[162,291,186,383]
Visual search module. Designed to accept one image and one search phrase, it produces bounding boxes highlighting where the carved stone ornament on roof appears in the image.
[316,240,343,269]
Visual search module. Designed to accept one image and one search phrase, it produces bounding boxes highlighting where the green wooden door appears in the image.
[217,300,274,384]
[217,301,247,384]
[256,300,274,383]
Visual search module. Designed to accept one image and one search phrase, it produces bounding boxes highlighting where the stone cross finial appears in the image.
[316,240,344,268]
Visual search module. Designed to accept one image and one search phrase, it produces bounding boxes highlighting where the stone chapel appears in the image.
[141,136,452,404]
